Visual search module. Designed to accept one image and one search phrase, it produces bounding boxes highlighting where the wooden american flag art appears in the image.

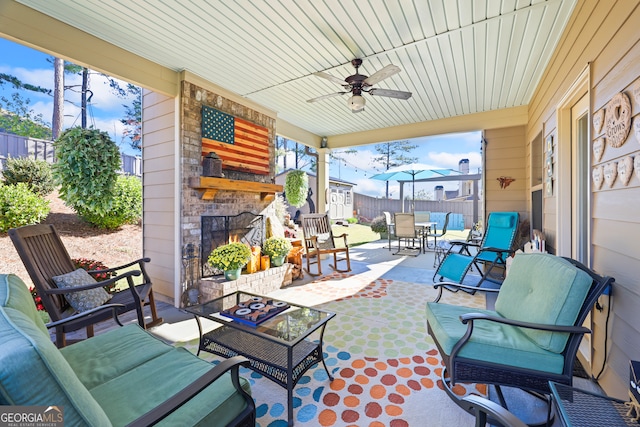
[201,106,270,175]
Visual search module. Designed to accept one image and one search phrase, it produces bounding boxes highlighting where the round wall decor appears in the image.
[604,92,631,148]
[618,156,634,186]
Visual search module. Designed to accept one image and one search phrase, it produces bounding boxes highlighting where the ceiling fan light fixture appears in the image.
[348,95,365,112]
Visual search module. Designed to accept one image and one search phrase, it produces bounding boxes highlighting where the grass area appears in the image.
[331,223,381,247]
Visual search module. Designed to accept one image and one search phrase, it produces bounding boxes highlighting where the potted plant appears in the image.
[370,215,388,238]
[262,237,293,267]
[284,170,309,208]
[207,242,252,280]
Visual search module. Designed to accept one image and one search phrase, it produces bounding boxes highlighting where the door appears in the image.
[571,95,590,263]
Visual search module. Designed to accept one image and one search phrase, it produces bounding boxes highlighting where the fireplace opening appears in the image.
[201,212,264,277]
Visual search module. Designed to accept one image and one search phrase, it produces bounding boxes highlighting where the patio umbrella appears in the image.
[370,164,462,210]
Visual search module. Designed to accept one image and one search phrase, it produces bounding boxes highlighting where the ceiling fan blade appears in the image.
[313,71,348,86]
[364,64,401,85]
[369,88,412,100]
[306,92,347,103]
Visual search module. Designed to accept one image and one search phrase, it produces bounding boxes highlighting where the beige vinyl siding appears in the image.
[526,0,640,398]
[142,90,177,303]
[483,126,528,221]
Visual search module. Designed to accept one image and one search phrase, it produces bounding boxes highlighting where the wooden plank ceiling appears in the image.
[16,0,576,138]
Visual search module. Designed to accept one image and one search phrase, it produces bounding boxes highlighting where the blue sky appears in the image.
[0,38,139,155]
[1,37,482,197]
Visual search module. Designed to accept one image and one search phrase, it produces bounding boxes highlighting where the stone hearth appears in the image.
[199,264,292,301]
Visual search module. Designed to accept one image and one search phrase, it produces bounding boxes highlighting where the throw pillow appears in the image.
[52,269,110,312]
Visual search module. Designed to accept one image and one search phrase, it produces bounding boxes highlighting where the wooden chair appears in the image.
[9,224,163,347]
[300,213,351,276]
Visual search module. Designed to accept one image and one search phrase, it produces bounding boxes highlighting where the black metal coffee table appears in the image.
[186,291,335,426]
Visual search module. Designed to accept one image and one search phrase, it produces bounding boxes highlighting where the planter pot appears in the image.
[271,255,286,267]
[187,288,200,305]
[379,232,389,240]
[224,268,242,281]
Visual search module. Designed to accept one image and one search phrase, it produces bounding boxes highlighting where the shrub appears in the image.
[78,175,142,229]
[370,215,387,233]
[0,182,50,232]
[347,217,358,224]
[53,127,121,216]
[2,157,55,196]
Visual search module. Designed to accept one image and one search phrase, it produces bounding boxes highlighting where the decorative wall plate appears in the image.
[604,92,631,148]
[617,156,634,186]
[634,117,640,145]
[593,138,605,162]
[592,165,604,190]
[593,109,604,134]
[603,162,618,187]
[635,156,640,181]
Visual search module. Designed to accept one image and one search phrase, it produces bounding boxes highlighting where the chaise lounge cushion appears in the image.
[495,253,592,352]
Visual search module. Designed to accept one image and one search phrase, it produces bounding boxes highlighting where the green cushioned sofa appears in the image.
[0,274,255,426]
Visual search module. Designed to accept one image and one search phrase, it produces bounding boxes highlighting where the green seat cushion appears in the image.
[495,253,592,353]
[426,302,565,374]
[0,274,48,336]
[91,347,252,426]
[60,324,174,389]
[0,308,111,425]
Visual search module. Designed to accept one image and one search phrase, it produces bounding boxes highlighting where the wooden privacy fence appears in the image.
[0,132,141,176]
[353,192,479,230]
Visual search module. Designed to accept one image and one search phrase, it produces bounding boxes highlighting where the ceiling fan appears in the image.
[307,58,412,113]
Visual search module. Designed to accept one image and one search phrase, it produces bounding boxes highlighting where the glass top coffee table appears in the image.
[186,291,335,426]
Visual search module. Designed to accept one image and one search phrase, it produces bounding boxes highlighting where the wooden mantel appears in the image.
[188,176,283,201]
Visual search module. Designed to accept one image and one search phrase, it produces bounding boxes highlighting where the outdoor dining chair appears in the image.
[9,223,163,347]
[424,212,451,250]
[433,211,519,289]
[383,211,395,251]
[393,212,422,256]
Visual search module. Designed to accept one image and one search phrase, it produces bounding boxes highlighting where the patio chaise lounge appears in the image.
[0,273,255,426]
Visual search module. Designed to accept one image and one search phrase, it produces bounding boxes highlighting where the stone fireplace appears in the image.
[178,80,286,304]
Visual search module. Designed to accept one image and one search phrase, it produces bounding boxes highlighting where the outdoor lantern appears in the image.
[202,151,223,177]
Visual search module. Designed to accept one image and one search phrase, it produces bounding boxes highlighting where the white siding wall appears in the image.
[142,90,178,304]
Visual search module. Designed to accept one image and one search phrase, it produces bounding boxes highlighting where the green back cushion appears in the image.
[0,274,111,425]
[495,253,592,353]
[0,274,48,336]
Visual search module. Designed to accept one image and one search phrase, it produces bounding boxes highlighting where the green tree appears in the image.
[371,140,419,198]
[275,136,314,172]
[120,85,142,151]
[0,93,52,139]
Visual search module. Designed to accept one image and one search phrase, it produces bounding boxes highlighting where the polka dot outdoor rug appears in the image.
[182,272,486,426]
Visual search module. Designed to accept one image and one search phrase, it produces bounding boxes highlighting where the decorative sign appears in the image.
[603,162,618,187]
[604,92,631,148]
[618,156,634,186]
[201,106,270,175]
[593,138,605,162]
[592,165,604,190]
[593,109,604,134]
